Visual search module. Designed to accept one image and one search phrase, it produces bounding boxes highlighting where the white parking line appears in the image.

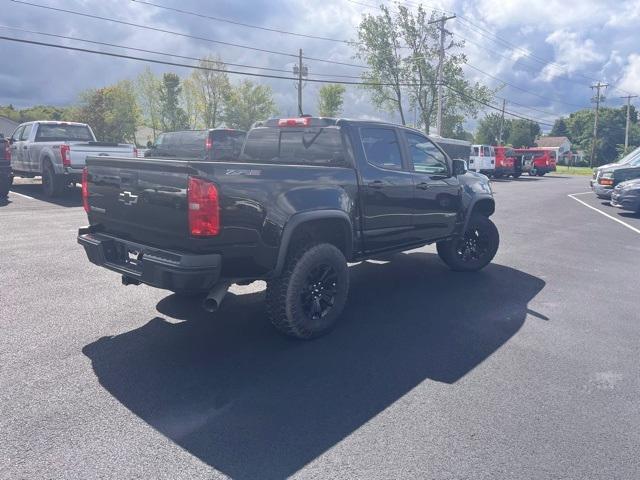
[10,191,35,200]
[568,193,640,235]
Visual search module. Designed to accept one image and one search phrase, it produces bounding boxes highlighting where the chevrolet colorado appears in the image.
[78,117,499,339]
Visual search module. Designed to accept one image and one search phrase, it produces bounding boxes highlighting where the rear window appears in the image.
[35,124,93,142]
[241,127,346,165]
[157,131,207,148]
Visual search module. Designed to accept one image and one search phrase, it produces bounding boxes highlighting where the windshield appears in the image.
[34,124,93,142]
[616,146,640,165]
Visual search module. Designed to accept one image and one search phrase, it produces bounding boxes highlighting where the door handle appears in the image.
[368,180,385,189]
[416,182,430,190]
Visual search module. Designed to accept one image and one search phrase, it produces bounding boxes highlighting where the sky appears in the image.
[1,0,640,133]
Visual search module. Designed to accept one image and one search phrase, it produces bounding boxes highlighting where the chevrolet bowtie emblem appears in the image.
[118,191,138,206]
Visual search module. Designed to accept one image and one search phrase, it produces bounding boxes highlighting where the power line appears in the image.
[10,0,368,69]
[0,33,554,126]
[0,25,365,80]
[131,0,352,44]
[0,34,424,87]
[444,84,555,127]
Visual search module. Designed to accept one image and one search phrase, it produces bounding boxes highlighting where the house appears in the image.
[535,136,573,164]
[0,116,19,138]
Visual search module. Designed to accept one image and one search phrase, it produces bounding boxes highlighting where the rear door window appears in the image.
[360,127,403,170]
[483,146,491,156]
[473,146,479,156]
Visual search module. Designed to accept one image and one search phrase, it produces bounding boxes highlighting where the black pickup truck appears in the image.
[78,117,498,339]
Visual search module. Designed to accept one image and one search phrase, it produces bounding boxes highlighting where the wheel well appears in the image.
[471,198,495,217]
[288,218,351,258]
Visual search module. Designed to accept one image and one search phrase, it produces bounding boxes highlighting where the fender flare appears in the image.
[462,196,495,233]
[272,210,354,276]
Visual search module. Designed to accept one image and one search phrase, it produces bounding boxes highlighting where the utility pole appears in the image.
[292,49,308,116]
[498,98,506,145]
[621,94,637,155]
[589,81,608,167]
[429,14,456,136]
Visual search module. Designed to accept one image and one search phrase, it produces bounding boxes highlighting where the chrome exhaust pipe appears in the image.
[202,283,230,312]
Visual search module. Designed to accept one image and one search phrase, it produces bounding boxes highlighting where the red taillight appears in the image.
[205,137,213,151]
[3,141,9,161]
[81,167,90,213]
[188,176,219,237]
[60,144,71,167]
[278,117,312,127]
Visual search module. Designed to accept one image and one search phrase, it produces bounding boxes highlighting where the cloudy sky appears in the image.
[1,0,639,132]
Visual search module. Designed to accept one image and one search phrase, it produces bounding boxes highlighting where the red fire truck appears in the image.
[493,146,521,178]
[513,148,557,176]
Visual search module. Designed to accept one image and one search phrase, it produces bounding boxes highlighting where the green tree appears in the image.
[159,73,188,131]
[475,113,507,144]
[224,80,278,130]
[191,56,231,128]
[74,80,140,143]
[507,119,540,148]
[318,84,346,117]
[550,117,568,137]
[135,67,162,140]
[355,4,493,133]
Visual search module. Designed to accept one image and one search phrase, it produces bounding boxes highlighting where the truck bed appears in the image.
[84,156,359,277]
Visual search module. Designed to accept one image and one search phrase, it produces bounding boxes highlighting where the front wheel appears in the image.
[266,243,349,339]
[437,214,499,272]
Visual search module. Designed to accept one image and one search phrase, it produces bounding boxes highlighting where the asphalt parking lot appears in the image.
[2,175,639,479]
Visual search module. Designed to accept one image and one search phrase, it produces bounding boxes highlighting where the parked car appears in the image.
[591,146,640,199]
[144,129,246,161]
[493,146,521,178]
[431,136,471,164]
[513,148,557,176]
[469,144,495,176]
[78,117,499,339]
[1,134,12,198]
[9,121,137,197]
[610,178,640,214]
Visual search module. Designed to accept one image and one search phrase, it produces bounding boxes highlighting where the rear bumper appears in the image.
[590,181,612,198]
[77,227,221,292]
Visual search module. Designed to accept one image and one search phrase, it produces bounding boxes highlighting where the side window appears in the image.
[360,127,403,171]
[483,146,491,157]
[472,146,479,156]
[20,124,32,141]
[405,132,448,175]
[12,126,24,142]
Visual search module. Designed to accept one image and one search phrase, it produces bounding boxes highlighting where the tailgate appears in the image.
[86,156,197,249]
[70,143,134,168]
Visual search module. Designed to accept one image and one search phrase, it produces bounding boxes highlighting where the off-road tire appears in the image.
[437,214,499,272]
[42,160,65,197]
[266,243,349,339]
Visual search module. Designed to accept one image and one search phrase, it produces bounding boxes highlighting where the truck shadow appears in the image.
[83,252,545,479]
[10,183,82,207]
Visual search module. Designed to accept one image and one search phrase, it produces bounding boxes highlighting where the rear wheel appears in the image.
[266,243,349,339]
[437,214,499,272]
[42,160,65,197]
[0,174,11,198]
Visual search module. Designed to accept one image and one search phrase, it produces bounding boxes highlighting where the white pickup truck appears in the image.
[9,121,136,197]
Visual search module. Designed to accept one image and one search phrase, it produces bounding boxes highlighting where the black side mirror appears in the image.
[452,158,468,176]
